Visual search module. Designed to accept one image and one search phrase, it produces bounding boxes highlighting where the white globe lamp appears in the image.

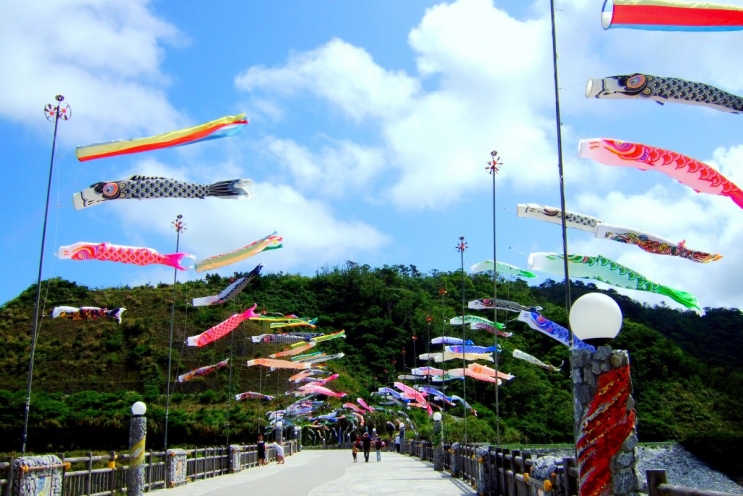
[432,412,442,422]
[131,401,147,416]
[569,293,623,346]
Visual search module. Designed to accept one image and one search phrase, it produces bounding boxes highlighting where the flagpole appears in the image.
[22,95,70,454]
[456,236,468,445]
[164,214,185,453]
[487,151,503,448]
[549,0,573,333]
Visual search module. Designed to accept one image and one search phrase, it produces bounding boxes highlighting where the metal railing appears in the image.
[2,442,296,496]
[403,442,742,496]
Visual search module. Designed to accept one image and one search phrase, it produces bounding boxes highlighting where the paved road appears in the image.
[165,449,474,496]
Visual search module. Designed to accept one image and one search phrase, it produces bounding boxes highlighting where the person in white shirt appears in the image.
[267,442,285,464]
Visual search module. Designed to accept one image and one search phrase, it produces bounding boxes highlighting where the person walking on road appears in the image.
[374,434,382,462]
[362,432,372,462]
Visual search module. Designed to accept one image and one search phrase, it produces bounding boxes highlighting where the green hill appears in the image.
[0,264,741,478]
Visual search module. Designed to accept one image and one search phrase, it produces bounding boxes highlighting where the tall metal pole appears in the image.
[487,151,503,447]
[22,95,70,454]
[456,236,468,445]
[425,315,432,386]
[549,0,573,339]
[439,287,447,401]
[164,214,185,452]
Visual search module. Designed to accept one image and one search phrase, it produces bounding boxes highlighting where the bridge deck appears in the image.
[165,449,474,496]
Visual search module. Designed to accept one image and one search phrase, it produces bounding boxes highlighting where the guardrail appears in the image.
[403,442,741,496]
[1,442,296,496]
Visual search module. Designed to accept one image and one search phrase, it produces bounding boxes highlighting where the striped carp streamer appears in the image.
[246,358,311,370]
[518,203,722,263]
[579,138,743,210]
[529,252,702,313]
[187,303,259,347]
[235,391,275,401]
[195,232,282,273]
[192,264,263,307]
[76,113,248,161]
[586,73,743,114]
[51,306,125,324]
[269,342,317,358]
[601,0,743,31]
[431,336,473,345]
[470,260,536,278]
[73,175,253,210]
[178,358,229,383]
[450,315,506,330]
[517,203,602,233]
[446,345,501,355]
[517,308,596,351]
[468,298,532,313]
[252,333,316,344]
[58,241,193,271]
[512,349,562,373]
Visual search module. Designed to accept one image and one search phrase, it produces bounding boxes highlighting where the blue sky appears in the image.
[3,0,743,312]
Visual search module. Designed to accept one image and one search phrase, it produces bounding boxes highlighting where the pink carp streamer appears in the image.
[247,358,311,370]
[58,241,192,270]
[343,403,365,414]
[298,384,346,398]
[357,398,375,412]
[177,358,229,382]
[579,138,743,209]
[235,391,275,401]
[187,304,259,347]
[394,382,429,406]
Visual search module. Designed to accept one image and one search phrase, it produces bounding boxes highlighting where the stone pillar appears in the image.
[229,445,242,473]
[572,347,641,496]
[166,449,187,487]
[433,416,444,471]
[11,455,64,496]
[127,407,146,496]
[450,442,461,478]
[476,446,491,496]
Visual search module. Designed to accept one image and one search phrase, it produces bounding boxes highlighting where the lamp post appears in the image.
[128,402,147,496]
[432,411,444,471]
[411,335,417,382]
[425,315,432,385]
[569,293,640,496]
[391,359,397,377]
[275,420,283,444]
[401,348,407,373]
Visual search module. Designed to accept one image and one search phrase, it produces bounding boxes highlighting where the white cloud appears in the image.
[0,0,185,144]
[261,137,387,200]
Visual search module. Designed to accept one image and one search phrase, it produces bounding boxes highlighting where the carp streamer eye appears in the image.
[626,74,646,89]
[102,182,120,199]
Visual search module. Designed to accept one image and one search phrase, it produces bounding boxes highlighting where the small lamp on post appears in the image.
[432,411,444,471]
[128,402,147,496]
[568,293,640,496]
